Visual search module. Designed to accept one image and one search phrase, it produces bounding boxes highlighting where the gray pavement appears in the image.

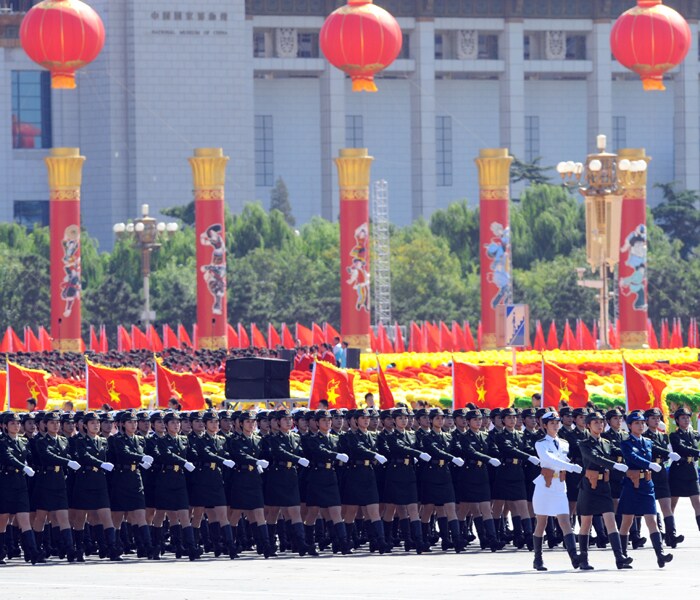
[7,503,700,600]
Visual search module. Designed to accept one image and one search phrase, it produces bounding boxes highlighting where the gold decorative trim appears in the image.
[623,188,646,200]
[195,189,225,201]
[50,189,81,202]
[52,338,81,353]
[479,187,510,201]
[197,335,228,350]
[480,333,497,350]
[619,331,649,349]
[343,333,371,352]
[474,148,513,187]
[45,148,85,189]
[189,148,229,190]
[340,188,370,202]
[335,148,374,189]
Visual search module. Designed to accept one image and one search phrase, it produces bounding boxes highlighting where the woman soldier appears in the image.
[0,413,42,564]
[143,411,165,534]
[226,409,273,558]
[303,409,351,554]
[107,410,155,560]
[418,408,466,553]
[669,407,700,536]
[618,410,674,568]
[449,408,503,552]
[341,408,392,554]
[531,411,583,571]
[187,410,237,559]
[70,411,120,562]
[32,411,81,562]
[383,407,431,554]
[577,411,631,570]
[643,407,684,548]
[151,411,198,561]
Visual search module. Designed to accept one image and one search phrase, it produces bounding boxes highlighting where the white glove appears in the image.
[613,463,628,473]
[414,457,418,464]
[298,457,310,468]
[223,459,235,468]
[452,457,465,467]
[336,453,349,463]
[67,460,81,471]
[257,465,264,474]
[140,460,152,470]
[256,459,269,470]
[527,455,540,466]
[649,462,662,473]
[23,465,35,477]
[488,458,501,468]
[374,453,388,465]
[183,461,196,472]
[142,454,154,465]
[419,452,431,462]
[100,462,114,472]
[570,463,583,474]
[669,452,681,462]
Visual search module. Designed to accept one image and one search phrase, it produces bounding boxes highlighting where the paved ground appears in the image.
[6,503,700,599]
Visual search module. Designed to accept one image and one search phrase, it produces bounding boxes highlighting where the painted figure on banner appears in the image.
[61,224,81,317]
[620,224,647,310]
[485,221,511,308]
[200,223,226,315]
[347,222,370,312]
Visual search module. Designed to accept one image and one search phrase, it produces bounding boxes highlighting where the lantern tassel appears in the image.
[51,72,77,90]
[351,77,378,93]
[642,77,666,91]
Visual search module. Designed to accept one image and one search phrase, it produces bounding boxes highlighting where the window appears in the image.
[566,35,587,60]
[253,31,267,57]
[523,34,531,60]
[11,70,52,149]
[435,33,444,59]
[525,116,540,163]
[398,33,410,59]
[478,34,498,59]
[436,116,452,187]
[297,32,319,58]
[255,115,274,187]
[14,200,49,230]
[345,115,364,148]
[613,116,627,150]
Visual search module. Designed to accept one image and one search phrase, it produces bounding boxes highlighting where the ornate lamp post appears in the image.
[113,204,179,328]
[557,135,647,349]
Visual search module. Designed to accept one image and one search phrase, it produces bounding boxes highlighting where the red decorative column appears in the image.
[335,148,373,350]
[475,149,513,350]
[189,148,230,350]
[46,148,85,352]
[618,149,650,348]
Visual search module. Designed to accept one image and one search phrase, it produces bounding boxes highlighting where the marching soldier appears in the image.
[668,407,700,535]
[560,407,588,520]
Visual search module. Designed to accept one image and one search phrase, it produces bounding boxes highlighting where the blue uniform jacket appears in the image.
[620,435,656,499]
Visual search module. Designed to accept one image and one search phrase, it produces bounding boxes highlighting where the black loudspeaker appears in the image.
[225,358,291,400]
[346,348,361,369]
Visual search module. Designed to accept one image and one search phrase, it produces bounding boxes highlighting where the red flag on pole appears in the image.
[477,321,483,351]
[560,320,577,350]
[7,360,49,410]
[24,327,41,352]
[296,323,313,347]
[439,321,455,352]
[0,372,6,411]
[99,325,108,353]
[661,319,670,349]
[155,359,205,410]
[147,325,163,352]
[369,327,377,352]
[86,359,141,410]
[376,357,395,409]
[452,322,466,352]
[324,323,341,345]
[309,361,356,410]
[533,320,546,351]
[281,323,295,349]
[623,358,668,418]
[117,326,132,352]
[227,323,239,349]
[237,324,251,348]
[163,324,179,349]
[131,325,149,350]
[425,322,440,352]
[38,326,52,352]
[452,361,510,410]
[250,323,267,348]
[463,322,476,352]
[409,322,423,352]
[90,325,99,351]
[268,323,281,348]
[376,323,394,353]
[647,320,659,349]
[178,324,193,348]
[394,323,406,353]
[312,323,325,347]
[546,321,559,350]
[542,359,588,409]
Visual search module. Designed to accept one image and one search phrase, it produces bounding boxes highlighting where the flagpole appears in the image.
[5,358,9,412]
[451,357,455,411]
[85,356,90,411]
[621,351,629,414]
[308,357,318,410]
[540,352,545,409]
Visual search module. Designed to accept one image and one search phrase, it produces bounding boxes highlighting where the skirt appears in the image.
[230,470,265,510]
[651,469,671,500]
[71,483,111,510]
[454,466,491,503]
[384,465,419,505]
[0,474,31,514]
[109,470,146,512]
[154,474,189,511]
[576,480,614,516]
[566,472,582,501]
[617,479,656,515]
[33,479,69,512]
[532,475,569,516]
[264,467,301,507]
[306,470,342,508]
[188,469,227,508]
[492,473,527,502]
[342,465,379,506]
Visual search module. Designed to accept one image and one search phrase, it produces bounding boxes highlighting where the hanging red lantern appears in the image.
[20,0,105,90]
[610,0,691,91]
[320,0,402,92]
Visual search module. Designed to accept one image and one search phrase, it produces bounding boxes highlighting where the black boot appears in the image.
[410,520,423,555]
[105,527,122,562]
[334,522,352,555]
[473,516,486,550]
[221,524,237,559]
[578,535,594,570]
[449,519,466,553]
[303,524,319,556]
[257,524,275,558]
[620,534,629,558]
[420,522,432,551]
[209,521,222,557]
[650,531,673,568]
[73,529,85,563]
[511,516,525,549]
[532,535,547,571]
[138,525,153,560]
[21,530,44,565]
[437,517,451,551]
[521,516,534,551]
[182,526,198,561]
[60,528,76,563]
[371,520,391,554]
[399,518,412,552]
[276,518,287,552]
[0,533,5,565]
[483,518,504,552]
[200,520,211,553]
[150,527,162,560]
[630,517,646,549]
[563,533,580,569]
[609,532,633,569]
[592,515,608,548]
[696,514,700,532]
[545,518,556,549]
[663,515,684,548]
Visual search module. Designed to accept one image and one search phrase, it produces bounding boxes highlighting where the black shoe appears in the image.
[657,552,673,568]
[631,536,646,549]
[616,558,633,569]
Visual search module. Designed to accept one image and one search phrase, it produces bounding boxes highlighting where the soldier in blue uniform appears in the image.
[618,410,673,568]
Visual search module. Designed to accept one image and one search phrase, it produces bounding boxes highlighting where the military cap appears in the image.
[73,410,85,422]
[118,410,137,423]
[202,410,219,422]
[3,412,20,424]
[585,411,605,425]
[428,408,444,419]
[644,407,663,419]
[674,407,692,420]
[490,408,502,418]
[35,411,47,422]
[354,408,370,419]
[273,408,292,420]
[368,408,379,418]
[605,408,624,420]
[330,408,346,417]
[163,411,181,423]
[500,407,518,418]
[541,411,561,424]
[442,408,453,418]
[559,407,572,417]
[379,409,393,421]
[535,408,548,420]
[452,408,468,419]
[256,410,270,421]
[179,412,192,421]
[100,412,114,423]
[572,407,588,418]
[83,411,101,423]
[292,409,308,421]
[413,408,428,420]
[60,412,75,424]
[521,408,536,419]
[465,409,483,421]
[626,410,645,425]
[189,410,205,421]
[136,411,150,422]
[149,410,165,423]
[20,412,35,424]
[391,407,409,418]
[313,409,332,420]
[230,410,242,422]
[238,410,257,422]
[218,409,233,420]
[480,408,491,418]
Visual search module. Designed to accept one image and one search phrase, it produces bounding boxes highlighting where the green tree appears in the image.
[429,201,480,274]
[270,177,295,226]
[510,157,553,186]
[652,182,700,259]
[0,250,50,330]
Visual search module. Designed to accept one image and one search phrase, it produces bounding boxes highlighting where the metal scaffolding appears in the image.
[372,179,392,328]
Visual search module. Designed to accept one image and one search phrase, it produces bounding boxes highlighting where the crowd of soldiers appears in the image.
[0,398,699,570]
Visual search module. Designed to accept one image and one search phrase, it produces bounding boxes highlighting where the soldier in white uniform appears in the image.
[531,412,583,571]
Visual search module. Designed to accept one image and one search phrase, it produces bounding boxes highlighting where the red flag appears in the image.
[533,320,546,351]
[251,323,267,348]
[376,358,395,409]
[608,322,619,349]
[623,359,668,417]
[452,361,510,410]
[463,322,476,352]
[38,326,52,352]
[542,360,588,409]
[560,320,576,350]
[0,372,6,411]
[281,323,295,349]
[7,360,49,410]
[163,324,179,349]
[477,321,483,351]
[86,359,141,410]
[369,327,377,352]
[439,321,455,352]
[147,325,163,352]
[647,320,659,349]
[117,326,132,352]
[238,323,251,348]
[546,321,559,350]
[90,325,100,351]
[452,322,466,352]
[394,323,406,353]
[309,361,356,410]
[580,321,596,350]
[689,318,699,348]
[425,322,440,352]
[661,319,670,349]
[155,359,205,411]
[178,324,193,348]
[296,323,313,347]
[227,323,239,348]
[1,327,25,353]
[376,323,394,354]
[99,325,108,353]
[324,323,341,345]
[131,325,149,350]
[409,322,424,352]
[670,318,683,348]
[193,324,199,349]
[268,323,281,348]
[311,322,325,347]
[23,327,41,352]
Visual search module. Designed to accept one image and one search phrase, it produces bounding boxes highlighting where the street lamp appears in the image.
[113,204,179,328]
[557,135,647,349]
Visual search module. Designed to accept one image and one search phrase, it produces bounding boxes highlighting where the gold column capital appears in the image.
[619,331,649,349]
[617,148,650,194]
[189,148,230,193]
[45,148,86,200]
[474,148,513,199]
[334,148,374,201]
[198,336,228,350]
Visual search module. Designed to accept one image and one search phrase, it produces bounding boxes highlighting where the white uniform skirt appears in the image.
[532,474,569,516]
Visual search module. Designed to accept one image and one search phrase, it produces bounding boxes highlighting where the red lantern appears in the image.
[320,0,402,92]
[610,0,691,91]
[20,0,105,90]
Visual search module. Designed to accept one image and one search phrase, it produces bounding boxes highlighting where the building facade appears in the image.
[0,0,698,248]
